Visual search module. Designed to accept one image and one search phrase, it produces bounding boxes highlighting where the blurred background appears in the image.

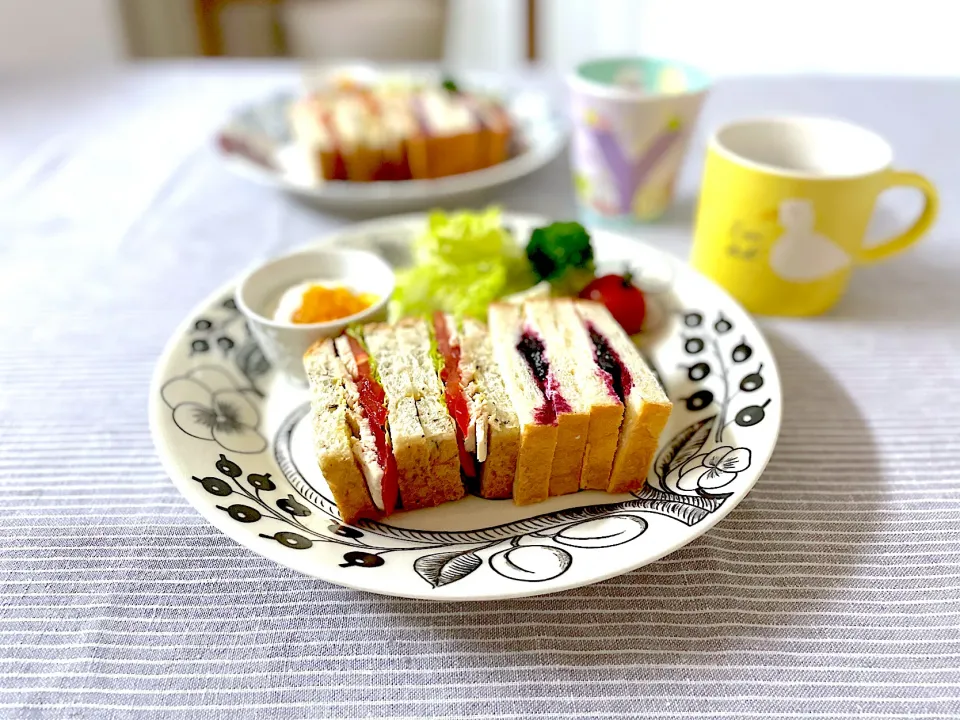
[0,0,955,76]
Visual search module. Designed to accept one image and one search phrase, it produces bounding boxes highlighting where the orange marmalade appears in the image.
[291,285,378,324]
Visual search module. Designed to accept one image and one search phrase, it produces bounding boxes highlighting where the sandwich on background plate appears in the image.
[289,80,513,183]
[304,301,672,524]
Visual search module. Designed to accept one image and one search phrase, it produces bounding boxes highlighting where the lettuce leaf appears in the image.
[344,325,379,382]
[426,314,445,377]
[390,208,535,321]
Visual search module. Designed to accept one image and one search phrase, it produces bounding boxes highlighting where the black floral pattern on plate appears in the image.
[677,310,772,442]
[161,366,267,454]
[196,407,752,589]
[188,296,270,397]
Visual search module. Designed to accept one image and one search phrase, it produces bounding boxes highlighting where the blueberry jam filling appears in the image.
[587,323,633,403]
[516,329,569,424]
[516,332,549,385]
[546,375,572,415]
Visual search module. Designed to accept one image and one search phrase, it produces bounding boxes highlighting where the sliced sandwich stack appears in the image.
[289,83,512,183]
[304,300,671,523]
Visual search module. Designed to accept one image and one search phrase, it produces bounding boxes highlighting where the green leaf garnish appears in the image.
[344,325,379,382]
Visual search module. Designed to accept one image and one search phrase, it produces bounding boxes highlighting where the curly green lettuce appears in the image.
[390,208,536,321]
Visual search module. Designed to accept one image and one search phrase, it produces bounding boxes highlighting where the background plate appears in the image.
[217,65,568,213]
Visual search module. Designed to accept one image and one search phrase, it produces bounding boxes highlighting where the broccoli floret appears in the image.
[525,221,596,293]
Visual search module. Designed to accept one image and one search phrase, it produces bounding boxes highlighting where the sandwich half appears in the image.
[362,319,464,510]
[303,336,399,524]
[574,300,673,493]
[488,303,559,505]
[434,313,521,499]
[516,300,584,496]
[542,299,626,492]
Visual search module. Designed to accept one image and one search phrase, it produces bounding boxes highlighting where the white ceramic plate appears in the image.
[150,213,782,601]
[216,66,567,212]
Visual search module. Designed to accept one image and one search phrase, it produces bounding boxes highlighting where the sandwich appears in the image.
[302,319,462,524]
[304,300,672,524]
[487,302,558,505]
[362,319,464,511]
[467,95,512,169]
[434,313,521,499]
[543,299,626,492]
[574,300,673,493]
[303,334,399,524]
[289,80,513,183]
[304,315,524,522]
[488,300,628,500]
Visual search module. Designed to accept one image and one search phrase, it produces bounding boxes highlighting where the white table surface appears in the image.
[1,61,959,719]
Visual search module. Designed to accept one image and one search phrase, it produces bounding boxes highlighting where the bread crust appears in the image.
[513,422,557,505]
[580,402,626,491]
[364,320,464,510]
[607,401,672,493]
[479,422,520,499]
[488,303,557,505]
[459,317,520,500]
[572,301,673,493]
[314,431,379,524]
[303,339,379,524]
[546,414,588,496]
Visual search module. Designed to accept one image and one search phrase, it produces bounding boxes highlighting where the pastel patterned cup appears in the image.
[568,57,710,226]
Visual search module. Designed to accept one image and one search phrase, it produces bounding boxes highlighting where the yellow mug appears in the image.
[691,117,938,315]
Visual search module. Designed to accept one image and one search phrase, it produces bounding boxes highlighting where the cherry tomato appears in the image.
[578,274,646,335]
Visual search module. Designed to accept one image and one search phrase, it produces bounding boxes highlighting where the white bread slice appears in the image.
[459,317,520,499]
[363,319,464,510]
[549,299,625,491]
[574,300,673,493]
[331,335,389,510]
[303,339,379,524]
[488,303,558,505]
[521,300,590,496]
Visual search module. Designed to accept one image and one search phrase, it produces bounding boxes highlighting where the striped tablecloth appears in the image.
[1,63,958,719]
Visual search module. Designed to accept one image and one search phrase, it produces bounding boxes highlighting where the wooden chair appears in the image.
[194,0,538,60]
[194,0,276,57]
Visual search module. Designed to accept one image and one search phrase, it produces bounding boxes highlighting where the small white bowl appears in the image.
[235,248,394,384]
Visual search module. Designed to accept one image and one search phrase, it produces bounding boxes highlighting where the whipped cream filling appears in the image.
[419,90,478,135]
[333,335,385,511]
[273,281,317,323]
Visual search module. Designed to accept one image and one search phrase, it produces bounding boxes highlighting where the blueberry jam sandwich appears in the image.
[573,300,672,493]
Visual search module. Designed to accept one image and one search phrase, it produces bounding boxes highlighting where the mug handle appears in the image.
[857,170,939,264]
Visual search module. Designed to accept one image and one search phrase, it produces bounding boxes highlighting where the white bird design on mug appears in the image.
[769,199,852,282]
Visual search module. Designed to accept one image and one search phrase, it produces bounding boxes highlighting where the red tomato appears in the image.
[578,274,646,335]
[346,334,397,513]
[432,312,475,478]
